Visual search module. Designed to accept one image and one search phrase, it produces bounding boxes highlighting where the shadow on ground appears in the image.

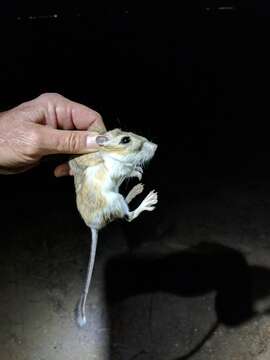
[106,241,270,360]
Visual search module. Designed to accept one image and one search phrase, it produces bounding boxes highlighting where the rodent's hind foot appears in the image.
[133,182,144,194]
[125,183,144,204]
[141,190,158,211]
[126,190,158,222]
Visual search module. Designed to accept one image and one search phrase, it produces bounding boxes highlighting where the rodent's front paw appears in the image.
[130,166,143,181]
[130,183,144,197]
[135,165,143,174]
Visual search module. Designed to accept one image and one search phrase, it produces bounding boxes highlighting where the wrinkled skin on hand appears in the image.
[0,93,106,175]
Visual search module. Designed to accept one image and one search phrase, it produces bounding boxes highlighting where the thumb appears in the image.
[37,126,108,155]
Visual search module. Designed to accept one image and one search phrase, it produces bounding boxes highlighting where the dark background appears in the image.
[0,0,263,245]
[0,1,259,191]
[0,2,265,257]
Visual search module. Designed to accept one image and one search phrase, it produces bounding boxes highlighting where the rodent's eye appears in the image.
[120,136,131,144]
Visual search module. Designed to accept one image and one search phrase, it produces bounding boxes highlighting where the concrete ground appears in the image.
[2,166,270,360]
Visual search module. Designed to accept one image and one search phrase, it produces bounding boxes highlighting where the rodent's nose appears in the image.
[144,141,158,155]
[151,143,158,152]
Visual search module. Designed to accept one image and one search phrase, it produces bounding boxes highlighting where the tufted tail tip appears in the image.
[75,296,87,328]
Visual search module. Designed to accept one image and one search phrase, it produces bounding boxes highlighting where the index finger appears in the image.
[69,102,107,133]
[32,93,107,133]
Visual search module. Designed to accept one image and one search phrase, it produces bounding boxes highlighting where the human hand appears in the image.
[0,93,107,176]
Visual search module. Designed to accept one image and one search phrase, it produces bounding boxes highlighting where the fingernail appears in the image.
[96,135,108,145]
[86,135,108,147]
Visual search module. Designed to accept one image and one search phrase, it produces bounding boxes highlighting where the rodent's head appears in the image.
[99,128,157,166]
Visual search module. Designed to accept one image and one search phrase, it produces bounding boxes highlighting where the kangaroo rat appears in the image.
[69,128,158,327]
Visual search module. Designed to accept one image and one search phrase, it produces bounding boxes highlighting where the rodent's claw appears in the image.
[130,167,143,181]
[134,166,143,180]
[136,166,143,173]
[144,206,156,211]
[145,190,158,202]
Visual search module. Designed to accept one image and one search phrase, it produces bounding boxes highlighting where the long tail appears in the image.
[76,228,99,327]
